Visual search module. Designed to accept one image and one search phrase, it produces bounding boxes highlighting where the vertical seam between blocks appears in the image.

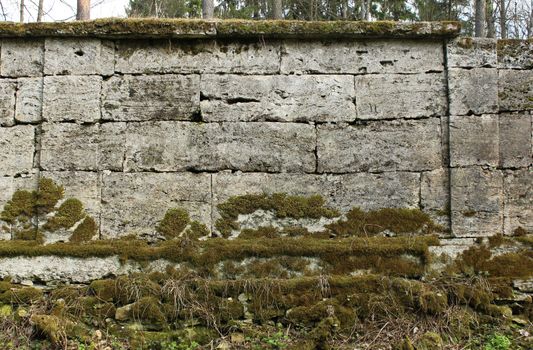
[442,38,453,233]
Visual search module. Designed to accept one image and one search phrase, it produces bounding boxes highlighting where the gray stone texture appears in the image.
[497,39,533,69]
[448,68,499,115]
[40,123,99,171]
[499,113,532,168]
[281,39,444,74]
[200,74,355,122]
[317,118,442,173]
[102,74,200,122]
[449,114,499,167]
[450,167,503,237]
[447,38,497,68]
[0,79,16,126]
[44,38,114,76]
[15,77,43,124]
[213,171,420,215]
[503,169,533,235]
[100,121,316,173]
[0,39,44,77]
[100,172,211,238]
[354,73,446,119]
[498,69,533,112]
[0,125,35,176]
[43,75,102,123]
[115,39,281,74]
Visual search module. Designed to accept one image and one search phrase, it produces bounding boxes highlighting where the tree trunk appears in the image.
[19,0,24,22]
[37,0,44,22]
[365,0,371,20]
[475,0,486,37]
[272,0,282,19]
[202,0,214,19]
[486,0,495,38]
[499,0,507,38]
[76,0,90,20]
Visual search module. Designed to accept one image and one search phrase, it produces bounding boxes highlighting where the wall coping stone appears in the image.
[0,18,461,39]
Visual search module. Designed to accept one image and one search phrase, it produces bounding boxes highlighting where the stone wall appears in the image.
[0,20,531,244]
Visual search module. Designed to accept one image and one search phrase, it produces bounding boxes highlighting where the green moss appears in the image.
[0,189,36,224]
[43,198,85,231]
[36,178,64,215]
[0,286,43,304]
[215,193,339,237]
[183,220,209,240]
[326,207,442,237]
[130,296,167,328]
[157,208,190,239]
[70,216,98,243]
[89,279,115,302]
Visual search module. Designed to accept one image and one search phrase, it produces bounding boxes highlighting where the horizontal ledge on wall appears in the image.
[0,19,461,39]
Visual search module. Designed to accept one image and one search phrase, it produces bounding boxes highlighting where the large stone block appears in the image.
[0,39,44,77]
[43,76,101,123]
[44,38,114,76]
[503,169,532,235]
[317,118,442,173]
[102,75,200,122]
[0,125,35,176]
[449,114,499,167]
[448,68,499,115]
[499,113,532,168]
[200,74,355,122]
[498,69,533,112]
[420,168,449,213]
[447,38,497,68]
[213,171,421,214]
[497,39,533,69]
[15,77,42,124]
[281,39,444,74]
[100,121,316,173]
[0,79,16,126]
[354,73,446,119]
[115,39,280,74]
[100,172,211,238]
[40,171,101,229]
[450,167,503,237]
[40,123,99,171]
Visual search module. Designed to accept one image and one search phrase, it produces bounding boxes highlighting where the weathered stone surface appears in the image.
[497,39,533,69]
[449,114,499,167]
[498,69,533,112]
[503,169,532,235]
[100,121,316,173]
[430,238,477,260]
[115,39,280,74]
[0,39,43,77]
[102,75,200,122]
[0,256,141,283]
[354,73,446,119]
[213,171,420,214]
[447,38,497,68]
[421,168,449,212]
[43,76,101,123]
[0,125,35,176]
[281,39,444,74]
[317,118,442,173]
[15,77,42,123]
[100,172,211,238]
[200,74,355,122]
[499,113,532,168]
[448,68,499,115]
[40,123,99,171]
[40,171,100,226]
[450,167,503,237]
[44,38,114,75]
[0,79,16,126]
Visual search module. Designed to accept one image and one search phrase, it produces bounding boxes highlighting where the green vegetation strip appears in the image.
[0,236,439,264]
[0,18,460,39]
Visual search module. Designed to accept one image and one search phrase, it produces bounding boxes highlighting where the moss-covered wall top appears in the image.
[0,19,462,39]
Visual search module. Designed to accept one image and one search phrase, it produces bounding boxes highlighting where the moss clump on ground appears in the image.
[326,207,443,237]
[0,286,43,304]
[215,193,340,237]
